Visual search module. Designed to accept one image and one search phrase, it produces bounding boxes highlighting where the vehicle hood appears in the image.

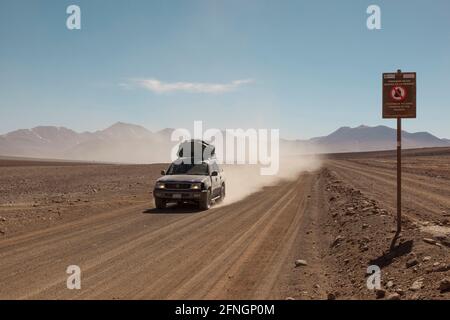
[157,175,209,183]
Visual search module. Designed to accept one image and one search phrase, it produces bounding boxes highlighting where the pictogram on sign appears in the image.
[390,86,407,102]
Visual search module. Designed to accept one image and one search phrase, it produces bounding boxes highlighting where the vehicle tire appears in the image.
[217,184,225,203]
[155,197,166,209]
[199,190,211,210]
[221,184,226,200]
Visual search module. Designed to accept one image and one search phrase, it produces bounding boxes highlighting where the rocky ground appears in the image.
[0,161,166,236]
[319,168,449,300]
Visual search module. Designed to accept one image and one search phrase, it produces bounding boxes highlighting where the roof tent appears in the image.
[177,140,215,160]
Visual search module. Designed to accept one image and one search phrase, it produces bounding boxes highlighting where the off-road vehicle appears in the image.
[153,141,226,210]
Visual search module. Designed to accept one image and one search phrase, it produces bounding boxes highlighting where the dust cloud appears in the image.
[220,155,322,206]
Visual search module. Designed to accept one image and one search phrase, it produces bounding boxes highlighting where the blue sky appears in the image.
[0,0,449,139]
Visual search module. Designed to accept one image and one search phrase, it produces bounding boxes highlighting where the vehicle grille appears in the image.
[165,183,191,190]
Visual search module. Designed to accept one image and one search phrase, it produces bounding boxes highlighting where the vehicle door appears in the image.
[210,163,221,197]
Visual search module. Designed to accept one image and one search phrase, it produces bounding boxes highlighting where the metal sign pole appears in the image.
[383,69,415,239]
[397,117,402,234]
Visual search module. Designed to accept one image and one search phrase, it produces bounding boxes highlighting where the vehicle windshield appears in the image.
[167,163,209,176]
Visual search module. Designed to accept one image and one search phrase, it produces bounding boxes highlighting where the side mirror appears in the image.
[161,170,166,175]
[211,171,218,177]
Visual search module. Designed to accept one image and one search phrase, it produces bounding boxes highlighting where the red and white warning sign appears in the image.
[382,72,416,118]
[390,86,407,102]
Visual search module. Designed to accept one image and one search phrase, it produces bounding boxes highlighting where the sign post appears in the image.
[382,70,416,234]
[397,117,401,233]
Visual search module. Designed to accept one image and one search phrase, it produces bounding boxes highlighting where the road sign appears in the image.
[382,70,417,239]
[383,71,416,118]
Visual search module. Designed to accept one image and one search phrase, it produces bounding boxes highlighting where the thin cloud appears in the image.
[130,78,254,94]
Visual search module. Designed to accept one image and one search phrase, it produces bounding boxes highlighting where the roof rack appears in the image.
[177,140,215,160]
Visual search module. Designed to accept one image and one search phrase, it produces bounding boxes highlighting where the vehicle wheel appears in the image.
[221,184,226,199]
[155,197,166,209]
[217,184,226,203]
[199,190,211,210]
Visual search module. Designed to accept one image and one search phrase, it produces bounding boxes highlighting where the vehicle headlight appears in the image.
[191,183,201,190]
[155,182,165,189]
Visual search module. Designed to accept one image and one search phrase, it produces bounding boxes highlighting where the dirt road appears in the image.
[0,172,323,299]
[0,149,449,299]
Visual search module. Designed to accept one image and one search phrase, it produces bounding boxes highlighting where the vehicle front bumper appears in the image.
[153,189,208,201]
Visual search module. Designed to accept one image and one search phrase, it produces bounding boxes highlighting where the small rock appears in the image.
[406,257,419,268]
[285,297,295,300]
[327,292,336,300]
[362,223,369,229]
[375,289,386,299]
[439,278,450,293]
[295,259,308,267]
[386,281,394,288]
[434,235,450,247]
[331,235,345,248]
[422,256,432,262]
[423,238,437,245]
[434,263,450,272]
[360,244,369,252]
[387,293,401,300]
[395,288,405,296]
[410,293,421,300]
[410,279,423,291]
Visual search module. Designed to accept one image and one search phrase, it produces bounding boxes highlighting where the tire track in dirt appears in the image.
[7,193,274,299]
[168,176,311,300]
[327,159,450,224]
[330,160,450,201]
